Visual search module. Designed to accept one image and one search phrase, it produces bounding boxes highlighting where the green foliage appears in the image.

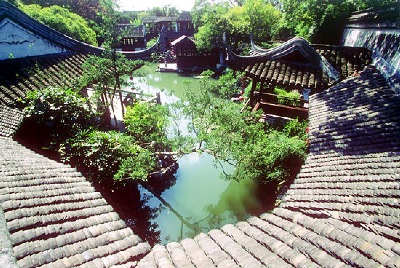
[124,102,170,147]
[194,3,229,50]
[80,54,144,124]
[114,147,156,181]
[146,37,158,48]
[20,0,103,21]
[21,87,98,149]
[278,0,399,43]
[193,0,281,51]
[283,118,308,140]
[210,69,249,99]
[81,54,143,88]
[242,0,281,42]
[62,130,156,181]
[274,87,301,106]
[19,4,97,45]
[181,73,308,184]
[147,5,179,16]
[236,127,306,183]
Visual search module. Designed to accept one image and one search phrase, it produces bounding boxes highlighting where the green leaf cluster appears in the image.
[209,69,246,98]
[62,130,157,181]
[274,87,301,106]
[193,0,281,51]
[19,4,98,45]
[124,102,170,147]
[22,87,98,149]
[58,97,171,183]
[277,0,399,44]
[181,71,308,184]
[20,0,103,21]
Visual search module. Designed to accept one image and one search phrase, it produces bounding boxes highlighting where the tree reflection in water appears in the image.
[92,177,168,246]
[92,151,294,246]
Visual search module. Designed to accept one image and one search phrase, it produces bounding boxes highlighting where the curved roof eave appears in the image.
[0,2,164,60]
[226,34,340,84]
[0,1,104,55]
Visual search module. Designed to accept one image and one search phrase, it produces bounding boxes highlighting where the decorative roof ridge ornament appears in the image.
[224,33,340,84]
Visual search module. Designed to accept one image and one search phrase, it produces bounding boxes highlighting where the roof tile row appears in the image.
[245,45,371,91]
[136,65,400,267]
[0,53,88,137]
[0,137,151,267]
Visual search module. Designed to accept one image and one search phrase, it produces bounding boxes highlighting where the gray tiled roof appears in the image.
[0,64,398,267]
[136,65,400,267]
[0,53,88,138]
[1,3,399,265]
[245,44,371,91]
[0,53,399,267]
[0,136,151,267]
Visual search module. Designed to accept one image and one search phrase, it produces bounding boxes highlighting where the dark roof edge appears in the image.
[227,35,340,84]
[0,1,165,60]
[0,1,104,55]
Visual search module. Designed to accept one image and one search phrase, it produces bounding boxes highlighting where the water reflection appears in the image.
[139,153,233,244]
[92,179,162,246]
[94,64,276,245]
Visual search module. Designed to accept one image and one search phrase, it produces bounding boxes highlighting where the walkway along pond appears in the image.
[95,63,277,245]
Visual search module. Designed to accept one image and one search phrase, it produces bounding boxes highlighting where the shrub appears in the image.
[124,102,169,147]
[274,87,301,106]
[62,130,157,181]
[19,4,97,45]
[21,87,98,149]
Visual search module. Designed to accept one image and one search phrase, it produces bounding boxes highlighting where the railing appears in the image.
[255,91,309,120]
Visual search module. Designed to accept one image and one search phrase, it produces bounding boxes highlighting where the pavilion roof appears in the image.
[243,38,371,91]
[0,2,399,267]
[137,65,400,268]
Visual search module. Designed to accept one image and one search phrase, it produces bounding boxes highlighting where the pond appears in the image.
[96,63,276,246]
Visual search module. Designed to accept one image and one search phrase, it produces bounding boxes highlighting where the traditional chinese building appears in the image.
[171,35,219,72]
[117,24,146,51]
[228,37,371,123]
[0,2,399,267]
[142,11,194,43]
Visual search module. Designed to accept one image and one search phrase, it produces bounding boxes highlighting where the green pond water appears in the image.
[109,63,274,245]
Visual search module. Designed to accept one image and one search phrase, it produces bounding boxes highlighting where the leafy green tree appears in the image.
[193,2,229,50]
[124,102,170,148]
[147,5,179,16]
[62,130,157,181]
[20,0,103,21]
[20,87,98,150]
[79,0,144,125]
[80,54,143,126]
[180,71,308,185]
[277,0,399,44]
[193,0,281,51]
[19,4,98,45]
[243,0,281,42]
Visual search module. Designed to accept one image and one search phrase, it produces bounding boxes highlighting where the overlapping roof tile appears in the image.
[136,65,400,267]
[0,53,88,137]
[0,2,399,266]
[245,44,371,91]
[0,136,151,267]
